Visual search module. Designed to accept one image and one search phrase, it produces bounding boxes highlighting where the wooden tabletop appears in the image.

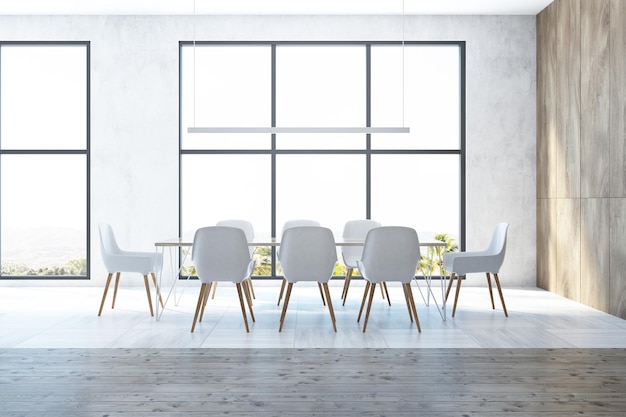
[155,236,445,247]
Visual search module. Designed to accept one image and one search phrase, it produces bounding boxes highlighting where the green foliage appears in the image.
[252,246,272,276]
[1,258,87,276]
[417,233,458,277]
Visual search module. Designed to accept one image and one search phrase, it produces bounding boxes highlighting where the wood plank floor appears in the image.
[1,348,625,416]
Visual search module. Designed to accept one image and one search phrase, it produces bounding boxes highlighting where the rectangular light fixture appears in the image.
[187,127,410,134]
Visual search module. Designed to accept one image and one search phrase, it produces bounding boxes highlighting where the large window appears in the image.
[0,42,90,279]
[180,41,464,277]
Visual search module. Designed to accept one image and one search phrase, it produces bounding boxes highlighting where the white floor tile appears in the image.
[1,283,625,349]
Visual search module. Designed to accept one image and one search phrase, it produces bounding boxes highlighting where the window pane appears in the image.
[181,45,271,150]
[181,154,272,276]
[181,154,271,237]
[371,45,460,150]
[276,155,366,235]
[276,46,366,149]
[371,154,460,240]
[1,155,87,276]
[1,45,87,150]
[179,42,464,278]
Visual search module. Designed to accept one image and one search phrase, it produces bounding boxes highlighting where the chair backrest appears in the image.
[98,222,159,274]
[98,223,122,272]
[216,219,255,241]
[341,219,381,268]
[279,220,320,256]
[281,219,320,233]
[278,226,337,283]
[357,226,420,284]
[216,219,255,256]
[192,226,254,284]
[485,222,509,268]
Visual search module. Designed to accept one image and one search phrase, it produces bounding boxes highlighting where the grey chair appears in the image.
[356,226,421,332]
[276,219,321,305]
[97,223,163,316]
[340,219,389,306]
[213,219,256,300]
[443,222,509,317]
[190,226,256,333]
[278,226,337,332]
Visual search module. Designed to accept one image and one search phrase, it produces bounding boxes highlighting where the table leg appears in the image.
[155,246,164,320]
[412,243,447,321]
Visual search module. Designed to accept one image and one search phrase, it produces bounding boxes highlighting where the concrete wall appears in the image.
[0,14,536,288]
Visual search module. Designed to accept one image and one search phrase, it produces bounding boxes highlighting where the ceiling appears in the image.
[0,0,554,16]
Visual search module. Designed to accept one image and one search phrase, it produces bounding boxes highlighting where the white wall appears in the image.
[0,15,536,287]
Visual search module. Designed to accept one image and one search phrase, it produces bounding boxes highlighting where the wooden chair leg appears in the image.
[248,276,256,299]
[362,282,377,333]
[143,275,154,316]
[242,281,255,322]
[322,283,337,332]
[151,272,164,308]
[199,282,212,322]
[191,283,207,332]
[405,283,421,332]
[279,283,294,332]
[98,273,114,316]
[382,282,391,306]
[211,282,218,299]
[277,278,287,306]
[452,274,463,317]
[235,283,250,332]
[402,283,414,322]
[318,282,326,306]
[357,282,371,322]
[486,273,495,309]
[111,272,121,309]
[493,273,508,317]
[445,272,456,302]
[242,280,253,308]
[341,268,353,305]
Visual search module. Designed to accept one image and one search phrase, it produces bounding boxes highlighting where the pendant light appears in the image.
[187,0,409,135]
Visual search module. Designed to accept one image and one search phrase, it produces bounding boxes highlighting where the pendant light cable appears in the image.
[192,0,196,128]
[402,0,405,129]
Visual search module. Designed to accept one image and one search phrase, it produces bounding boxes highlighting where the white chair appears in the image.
[278,226,338,332]
[277,219,321,306]
[97,223,163,317]
[340,219,388,306]
[190,226,256,333]
[356,226,421,332]
[213,220,256,300]
[443,222,509,317]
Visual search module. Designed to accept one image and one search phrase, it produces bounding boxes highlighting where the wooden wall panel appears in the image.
[556,0,581,199]
[580,0,610,198]
[537,3,557,199]
[609,199,626,319]
[580,198,610,311]
[609,1,626,319]
[556,198,581,302]
[610,0,626,197]
[537,198,557,291]
[537,0,626,319]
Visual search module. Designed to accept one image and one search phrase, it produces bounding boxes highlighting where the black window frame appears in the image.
[179,40,465,279]
[0,41,91,280]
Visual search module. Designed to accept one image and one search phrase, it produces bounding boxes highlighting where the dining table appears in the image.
[154,235,449,321]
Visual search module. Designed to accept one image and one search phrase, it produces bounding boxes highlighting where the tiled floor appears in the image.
[1,280,625,349]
